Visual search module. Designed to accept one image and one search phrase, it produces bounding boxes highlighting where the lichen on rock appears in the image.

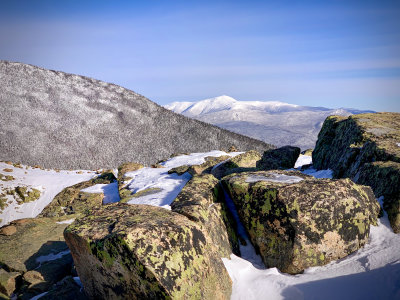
[117,162,143,189]
[313,112,400,232]
[39,171,116,218]
[168,155,230,177]
[256,146,300,170]
[171,174,240,256]
[212,150,261,179]
[64,203,232,299]
[222,170,380,274]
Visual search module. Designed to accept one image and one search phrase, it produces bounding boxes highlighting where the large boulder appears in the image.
[212,150,261,179]
[313,112,400,232]
[64,203,232,299]
[171,174,239,255]
[221,170,380,274]
[39,171,116,218]
[357,161,400,232]
[256,146,300,170]
[0,269,19,296]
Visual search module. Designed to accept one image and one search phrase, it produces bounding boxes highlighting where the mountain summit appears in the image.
[165,96,374,150]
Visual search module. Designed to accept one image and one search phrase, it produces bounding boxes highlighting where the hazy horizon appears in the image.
[1,0,399,112]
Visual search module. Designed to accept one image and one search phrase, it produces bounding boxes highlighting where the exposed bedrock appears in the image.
[64,174,236,299]
[256,146,300,170]
[221,170,380,274]
[313,112,400,232]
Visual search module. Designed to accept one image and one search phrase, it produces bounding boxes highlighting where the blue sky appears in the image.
[1,0,399,112]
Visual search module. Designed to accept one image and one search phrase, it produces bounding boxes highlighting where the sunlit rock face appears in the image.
[222,170,380,274]
[313,112,400,232]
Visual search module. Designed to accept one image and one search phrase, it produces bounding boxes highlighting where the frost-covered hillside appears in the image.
[165,96,374,150]
[0,62,272,170]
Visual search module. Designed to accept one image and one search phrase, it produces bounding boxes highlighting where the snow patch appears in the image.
[81,182,120,204]
[36,249,70,265]
[294,154,312,168]
[223,208,400,300]
[397,142,400,147]
[245,174,304,184]
[0,162,96,227]
[73,276,83,288]
[30,292,48,300]
[56,218,75,225]
[302,168,333,179]
[123,151,239,208]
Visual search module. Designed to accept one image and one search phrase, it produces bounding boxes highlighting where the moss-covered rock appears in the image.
[301,149,313,156]
[14,186,41,204]
[313,112,400,232]
[0,174,14,182]
[228,146,238,152]
[357,161,400,232]
[64,203,232,299]
[0,269,20,296]
[256,146,300,170]
[0,197,7,212]
[39,171,115,218]
[188,155,231,176]
[222,170,380,274]
[0,217,70,272]
[171,174,239,256]
[168,165,190,175]
[0,216,81,299]
[119,188,163,204]
[116,163,144,203]
[117,162,143,189]
[212,150,261,179]
[168,155,231,177]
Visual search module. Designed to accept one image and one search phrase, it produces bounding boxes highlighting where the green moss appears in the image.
[0,174,14,181]
[119,189,133,203]
[14,186,41,203]
[0,196,8,210]
[131,188,162,198]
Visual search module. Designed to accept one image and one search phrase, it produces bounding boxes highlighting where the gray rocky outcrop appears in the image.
[256,146,300,170]
[212,150,261,179]
[221,170,380,274]
[313,112,400,232]
[64,174,235,299]
[64,203,232,299]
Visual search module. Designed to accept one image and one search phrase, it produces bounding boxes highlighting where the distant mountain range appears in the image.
[0,62,272,169]
[164,96,375,150]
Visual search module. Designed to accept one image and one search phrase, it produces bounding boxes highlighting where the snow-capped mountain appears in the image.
[165,96,375,150]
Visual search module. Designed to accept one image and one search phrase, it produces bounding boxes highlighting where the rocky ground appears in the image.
[313,112,400,232]
[0,112,399,299]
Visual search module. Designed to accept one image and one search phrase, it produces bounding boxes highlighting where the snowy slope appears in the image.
[0,162,96,226]
[0,62,272,170]
[1,153,399,299]
[164,96,374,150]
